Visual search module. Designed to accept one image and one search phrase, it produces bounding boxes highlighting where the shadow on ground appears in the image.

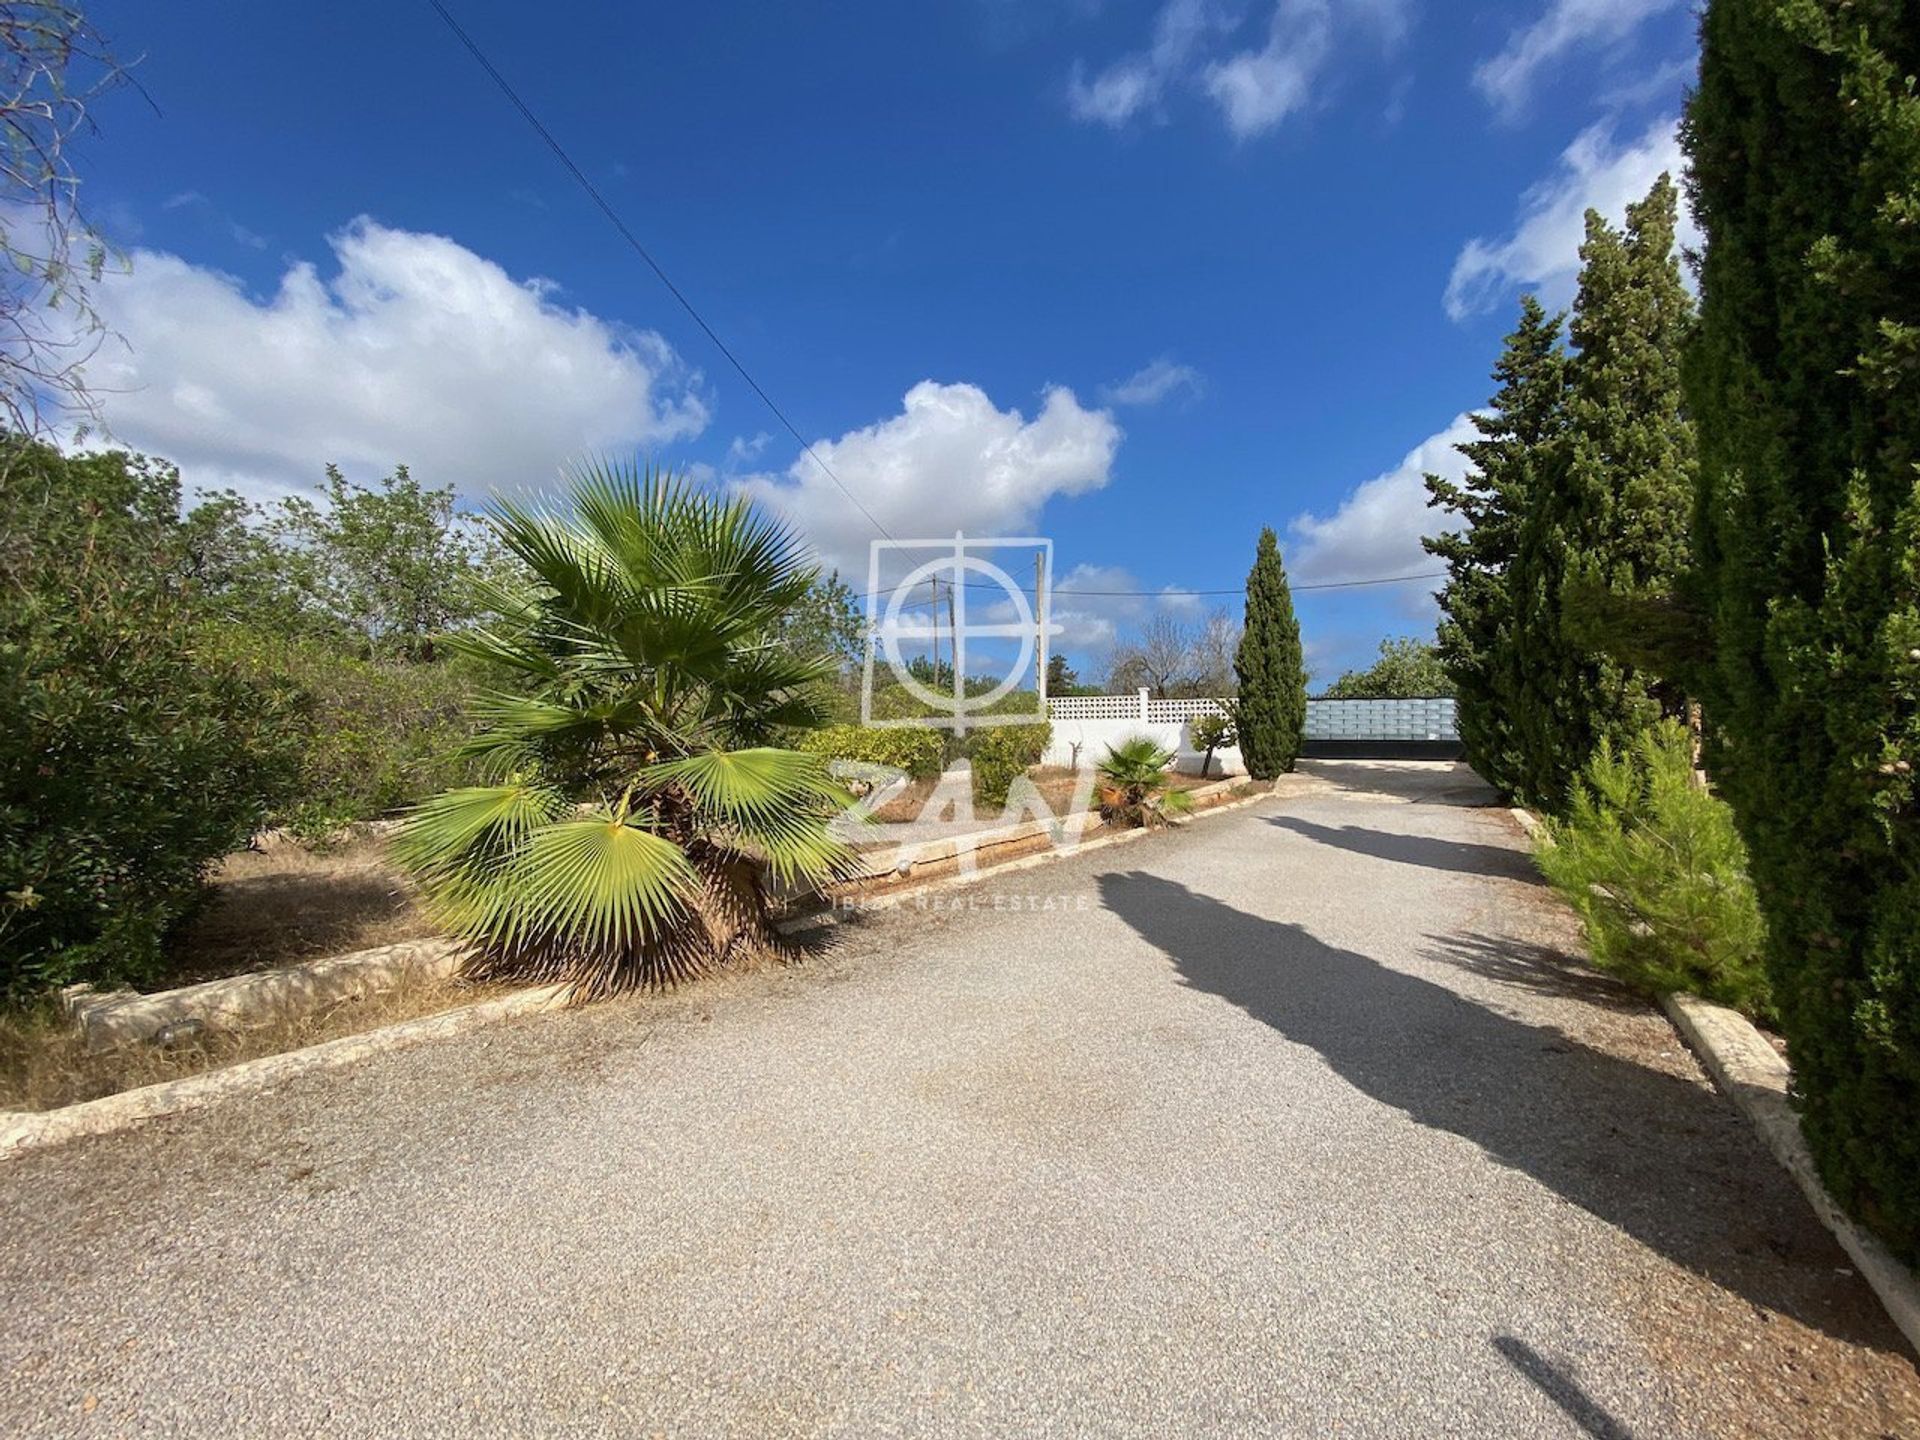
[1266,815,1541,883]
[1493,1336,1640,1440]
[1426,931,1645,1013]
[1096,869,1903,1351]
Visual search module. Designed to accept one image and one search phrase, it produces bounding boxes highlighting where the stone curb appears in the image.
[0,781,1286,1159]
[1511,798,1919,1355]
[63,937,467,1052]
[0,984,569,1161]
[839,774,1252,880]
[1661,992,1920,1357]
[781,781,1278,933]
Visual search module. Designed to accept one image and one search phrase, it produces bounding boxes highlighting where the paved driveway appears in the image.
[1,763,1914,1438]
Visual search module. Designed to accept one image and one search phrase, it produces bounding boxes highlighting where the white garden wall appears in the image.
[1043,692,1460,772]
[1043,693,1245,777]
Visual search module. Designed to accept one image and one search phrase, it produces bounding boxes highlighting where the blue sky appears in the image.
[77,0,1698,682]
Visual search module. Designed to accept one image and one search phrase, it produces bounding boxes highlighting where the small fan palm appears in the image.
[393,461,855,997]
[1095,735,1193,829]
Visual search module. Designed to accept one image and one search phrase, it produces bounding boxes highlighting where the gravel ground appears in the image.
[1,761,1915,1438]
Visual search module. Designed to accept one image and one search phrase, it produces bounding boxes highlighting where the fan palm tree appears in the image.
[1094,735,1193,828]
[393,461,856,997]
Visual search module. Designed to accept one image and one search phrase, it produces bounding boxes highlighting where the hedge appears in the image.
[969,723,1052,812]
[795,724,945,781]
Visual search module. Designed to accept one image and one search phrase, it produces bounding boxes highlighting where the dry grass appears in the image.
[162,831,436,986]
[0,969,506,1113]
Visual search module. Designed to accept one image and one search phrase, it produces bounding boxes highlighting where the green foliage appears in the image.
[1046,652,1086,694]
[1426,297,1571,797]
[193,465,510,660]
[1684,0,1920,1260]
[969,723,1052,812]
[795,724,945,782]
[204,627,490,837]
[1431,181,1694,812]
[0,438,302,996]
[1191,707,1237,778]
[394,462,852,996]
[778,570,864,671]
[1094,735,1193,828]
[1233,528,1306,778]
[1510,178,1695,813]
[1321,638,1455,700]
[1536,722,1769,1017]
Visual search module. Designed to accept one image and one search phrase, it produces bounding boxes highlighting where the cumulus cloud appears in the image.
[1286,413,1476,614]
[1102,357,1204,407]
[86,217,709,503]
[1068,0,1407,137]
[736,381,1122,576]
[1474,0,1685,120]
[1444,116,1694,322]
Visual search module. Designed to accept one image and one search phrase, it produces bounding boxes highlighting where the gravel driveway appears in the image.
[2,762,1915,1438]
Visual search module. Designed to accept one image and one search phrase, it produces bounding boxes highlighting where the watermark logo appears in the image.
[861,534,1060,733]
[825,534,1093,876]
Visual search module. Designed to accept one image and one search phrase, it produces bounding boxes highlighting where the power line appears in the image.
[859,571,1447,602]
[422,0,896,542]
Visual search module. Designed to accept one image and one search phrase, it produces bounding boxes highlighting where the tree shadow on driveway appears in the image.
[1424,931,1647,1014]
[1096,869,1901,1350]
[1266,815,1541,883]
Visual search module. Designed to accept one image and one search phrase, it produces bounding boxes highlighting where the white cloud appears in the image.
[86,217,709,503]
[1068,0,1407,137]
[737,381,1122,576]
[1204,0,1412,138]
[1204,0,1336,138]
[1287,413,1476,614]
[1474,0,1685,120]
[1157,586,1206,616]
[1444,115,1694,322]
[725,431,773,466]
[1102,357,1204,407]
[1067,0,1226,127]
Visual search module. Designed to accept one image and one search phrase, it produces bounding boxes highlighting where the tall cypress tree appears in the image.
[1426,296,1570,799]
[1505,177,1696,812]
[1686,0,1920,1260]
[1234,528,1306,779]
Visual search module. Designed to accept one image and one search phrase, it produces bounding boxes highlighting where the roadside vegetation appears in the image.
[1426,1,1919,1263]
[392,463,856,997]
[1320,639,1454,700]
[1535,723,1768,1018]
[1095,737,1193,829]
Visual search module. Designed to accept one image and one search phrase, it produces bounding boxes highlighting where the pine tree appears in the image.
[1425,296,1570,798]
[1234,528,1306,779]
[1685,0,1920,1261]
[1506,177,1696,812]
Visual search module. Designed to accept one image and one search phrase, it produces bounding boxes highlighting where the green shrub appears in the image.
[0,441,303,996]
[204,626,489,834]
[1191,708,1238,778]
[969,723,1052,812]
[795,724,945,781]
[1684,0,1920,1263]
[1536,721,1769,1018]
[1096,735,1193,828]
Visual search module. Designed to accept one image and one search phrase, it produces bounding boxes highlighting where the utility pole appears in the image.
[1035,550,1049,706]
[927,575,940,687]
[947,568,960,730]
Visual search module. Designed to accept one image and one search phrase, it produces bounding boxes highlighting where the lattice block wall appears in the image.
[1303,698,1458,742]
